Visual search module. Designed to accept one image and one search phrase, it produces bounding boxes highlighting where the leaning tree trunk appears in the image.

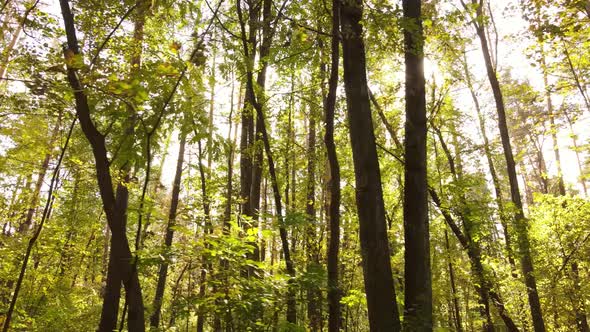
[18,115,62,233]
[466,1,546,330]
[402,0,432,330]
[236,0,297,323]
[461,55,517,271]
[59,1,145,330]
[340,0,401,330]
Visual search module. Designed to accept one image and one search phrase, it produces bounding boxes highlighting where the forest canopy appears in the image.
[0,0,589,331]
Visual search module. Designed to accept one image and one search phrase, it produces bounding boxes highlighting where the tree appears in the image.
[340,0,401,330]
[402,0,432,329]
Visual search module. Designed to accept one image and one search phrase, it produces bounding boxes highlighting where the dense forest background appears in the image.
[1,0,589,331]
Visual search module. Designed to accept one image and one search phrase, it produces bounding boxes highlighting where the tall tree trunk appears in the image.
[59,1,145,330]
[149,131,186,328]
[236,0,296,322]
[461,54,517,271]
[444,230,463,332]
[402,0,432,330]
[305,99,320,331]
[238,0,259,221]
[340,0,401,330]
[465,1,546,329]
[432,124,495,331]
[196,138,213,332]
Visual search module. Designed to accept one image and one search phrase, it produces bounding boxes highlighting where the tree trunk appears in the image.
[1,119,75,332]
[235,0,297,323]
[571,262,590,332]
[444,230,463,332]
[149,131,186,328]
[340,0,401,330]
[402,0,432,330]
[468,1,546,330]
[429,189,519,332]
[59,1,145,330]
[461,55,517,270]
[196,138,213,332]
[305,99,321,331]
[18,116,62,233]
[0,0,39,80]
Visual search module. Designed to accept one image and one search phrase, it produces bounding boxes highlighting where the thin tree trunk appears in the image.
[18,115,62,233]
[0,0,39,80]
[465,1,546,329]
[402,0,432,329]
[563,112,588,196]
[445,230,463,332]
[236,0,296,322]
[432,124,494,331]
[461,54,517,270]
[429,189,519,332]
[149,131,186,328]
[305,98,320,331]
[340,0,401,330]
[196,138,213,332]
[1,118,75,332]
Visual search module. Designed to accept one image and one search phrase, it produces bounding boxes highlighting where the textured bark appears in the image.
[402,0,432,330]
[238,0,258,220]
[149,132,186,328]
[466,1,546,329]
[340,0,401,330]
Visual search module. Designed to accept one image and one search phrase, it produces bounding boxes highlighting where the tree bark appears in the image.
[236,0,297,323]
[58,1,145,330]
[444,230,463,332]
[340,0,401,330]
[305,98,320,331]
[2,119,75,332]
[18,116,61,233]
[324,7,342,324]
[402,0,432,330]
[149,131,186,328]
[466,1,546,329]
[461,55,517,270]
